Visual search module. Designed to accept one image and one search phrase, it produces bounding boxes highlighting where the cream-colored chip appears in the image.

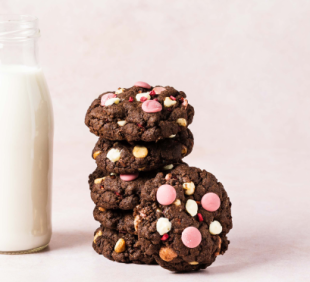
[114,238,126,253]
[136,92,151,101]
[93,151,101,160]
[98,207,106,212]
[169,134,176,138]
[186,199,198,216]
[189,261,199,265]
[159,247,178,262]
[105,97,120,106]
[93,230,102,243]
[94,177,106,184]
[173,199,181,206]
[107,148,121,162]
[133,146,148,158]
[117,120,127,126]
[115,88,125,94]
[163,164,174,170]
[138,167,146,171]
[183,182,195,195]
[134,215,141,231]
[156,217,172,235]
[164,97,177,107]
[209,221,223,235]
[176,118,187,127]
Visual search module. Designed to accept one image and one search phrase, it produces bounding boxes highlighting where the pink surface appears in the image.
[201,193,221,212]
[1,1,310,281]
[181,227,202,248]
[142,100,162,113]
[119,173,139,181]
[100,93,116,106]
[134,81,151,89]
[156,184,176,205]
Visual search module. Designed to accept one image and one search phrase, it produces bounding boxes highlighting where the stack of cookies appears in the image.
[85,81,233,272]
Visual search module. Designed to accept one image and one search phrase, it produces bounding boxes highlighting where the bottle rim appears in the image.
[0,14,40,42]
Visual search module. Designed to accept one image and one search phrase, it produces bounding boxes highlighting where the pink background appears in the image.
[1,1,310,281]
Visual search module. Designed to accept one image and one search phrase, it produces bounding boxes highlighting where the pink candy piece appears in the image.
[181,227,202,248]
[201,192,221,212]
[134,81,151,89]
[156,184,176,205]
[101,93,117,106]
[142,100,162,113]
[152,86,166,94]
[120,173,139,181]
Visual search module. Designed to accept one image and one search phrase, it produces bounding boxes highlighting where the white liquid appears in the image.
[0,65,53,252]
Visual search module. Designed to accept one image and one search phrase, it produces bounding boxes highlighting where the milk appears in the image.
[0,65,53,252]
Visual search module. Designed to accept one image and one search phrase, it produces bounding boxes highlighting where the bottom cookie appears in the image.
[93,226,156,265]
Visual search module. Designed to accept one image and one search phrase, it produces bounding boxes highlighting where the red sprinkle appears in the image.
[137,123,144,128]
[170,96,176,101]
[150,90,156,96]
[129,97,134,102]
[140,97,147,102]
[179,97,184,102]
[197,213,203,222]
[161,234,169,241]
[115,192,122,197]
[167,108,172,111]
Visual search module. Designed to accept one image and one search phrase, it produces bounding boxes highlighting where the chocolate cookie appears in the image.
[134,164,233,272]
[89,165,177,210]
[93,226,155,265]
[85,83,195,142]
[93,207,136,235]
[92,128,194,174]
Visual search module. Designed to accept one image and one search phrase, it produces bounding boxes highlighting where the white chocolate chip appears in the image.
[133,146,148,158]
[189,261,199,265]
[185,199,198,216]
[117,120,127,126]
[163,164,174,170]
[209,221,223,235]
[115,88,125,94]
[176,118,187,127]
[114,238,126,253]
[107,148,121,162]
[156,217,172,235]
[93,230,102,243]
[94,177,106,184]
[169,134,176,138]
[105,97,120,106]
[136,92,151,101]
[183,182,195,195]
[164,97,177,107]
[110,173,116,175]
[173,199,181,206]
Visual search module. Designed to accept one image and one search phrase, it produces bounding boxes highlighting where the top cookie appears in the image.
[85,82,195,142]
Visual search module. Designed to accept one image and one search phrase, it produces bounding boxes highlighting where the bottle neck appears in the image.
[0,15,40,67]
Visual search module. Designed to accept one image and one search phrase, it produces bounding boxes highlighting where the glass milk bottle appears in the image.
[0,15,53,254]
